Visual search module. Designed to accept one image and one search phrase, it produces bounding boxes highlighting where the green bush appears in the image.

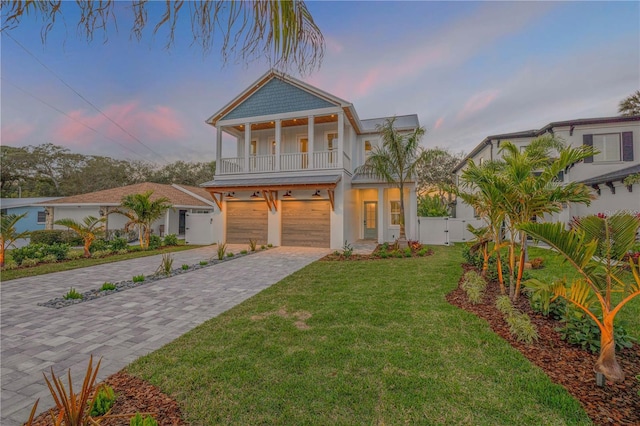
[109,237,129,251]
[130,413,158,426]
[41,254,58,264]
[91,250,112,259]
[11,243,70,264]
[403,247,412,258]
[558,307,636,353]
[495,295,515,316]
[64,288,83,300]
[216,242,227,260]
[506,313,539,344]
[227,252,235,257]
[163,234,179,246]
[2,259,18,270]
[89,238,110,253]
[132,275,145,283]
[65,250,84,260]
[30,229,82,246]
[101,282,116,291]
[199,261,208,266]
[240,249,248,255]
[460,270,487,304]
[90,385,116,416]
[21,258,40,267]
[148,235,162,250]
[182,264,190,270]
[116,248,129,255]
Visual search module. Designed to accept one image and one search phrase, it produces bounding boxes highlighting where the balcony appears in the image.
[218,150,350,175]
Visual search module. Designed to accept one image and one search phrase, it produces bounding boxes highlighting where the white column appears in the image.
[216,126,222,175]
[338,112,344,169]
[377,187,384,243]
[165,209,171,237]
[308,116,314,168]
[275,119,281,171]
[244,123,251,172]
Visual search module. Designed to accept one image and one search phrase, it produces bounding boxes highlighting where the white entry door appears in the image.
[185,212,216,245]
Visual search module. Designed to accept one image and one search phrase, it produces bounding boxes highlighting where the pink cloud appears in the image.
[457,90,500,120]
[52,101,187,147]
[434,117,445,130]
[1,122,35,144]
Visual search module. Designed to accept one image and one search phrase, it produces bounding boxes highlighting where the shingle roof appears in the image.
[38,183,215,207]
[580,164,640,186]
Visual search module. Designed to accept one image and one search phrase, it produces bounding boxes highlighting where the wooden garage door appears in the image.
[226,201,268,244]
[282,200,330,247]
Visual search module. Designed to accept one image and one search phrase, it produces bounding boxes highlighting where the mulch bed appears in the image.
[447,264,640,425]
[320,243,434,261]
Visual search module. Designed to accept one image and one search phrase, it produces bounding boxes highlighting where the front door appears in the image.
[179,210,187,234]
[364,201,377,239]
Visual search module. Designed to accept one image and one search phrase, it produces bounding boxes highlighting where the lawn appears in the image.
[1,244,206,281]
[528,246,640,340]
[127,246,590,425]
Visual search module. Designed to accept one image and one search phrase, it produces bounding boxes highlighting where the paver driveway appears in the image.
[1,245,329,425]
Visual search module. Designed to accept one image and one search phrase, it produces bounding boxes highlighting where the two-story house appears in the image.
[201,70,420,249]
[452,115,640,223]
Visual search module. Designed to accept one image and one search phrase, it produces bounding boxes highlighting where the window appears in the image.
[250,140,257,156]
[390,201,401,225]
[37,210,46,223]
[271,140,276,155]
[479,158,484,166]
[364,140,372,159]
[327,132,338,151]
[593,134,621,162]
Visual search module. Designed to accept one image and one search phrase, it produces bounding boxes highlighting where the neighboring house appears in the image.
[201,70,420,249]
[452,115,640,223]
[0,198,60,234]
[38,183,218,244]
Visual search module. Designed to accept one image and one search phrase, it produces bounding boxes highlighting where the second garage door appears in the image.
[282,200,330,247]
[226,201,268,244]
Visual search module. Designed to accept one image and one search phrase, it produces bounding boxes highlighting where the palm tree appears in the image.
[618,90,640,117]
[1,212,30,267]
[355,117,425,243]
[522,213,640,383]
[116,191,172,249]
[55,216,106,258]
[497,137,594,300]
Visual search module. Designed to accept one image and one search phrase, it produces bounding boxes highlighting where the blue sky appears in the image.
[2,1,638,165]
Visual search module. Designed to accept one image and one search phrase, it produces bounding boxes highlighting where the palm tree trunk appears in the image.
[596,318,625,382]
[138,227,145,249]
[496,251,506,294]
[508,244,516,299]
[399,187,406,241]
[83,240,91,258]
[514,234,527,300]
[0,248,5,268]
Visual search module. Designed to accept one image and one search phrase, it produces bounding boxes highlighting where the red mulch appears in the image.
[447,264,640,425]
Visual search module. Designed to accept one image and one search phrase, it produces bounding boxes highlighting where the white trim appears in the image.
[217,107,341,128]
[171,184,217,208]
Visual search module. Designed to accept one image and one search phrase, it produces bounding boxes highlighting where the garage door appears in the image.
[282,200,330,247]
[226,201,268,244]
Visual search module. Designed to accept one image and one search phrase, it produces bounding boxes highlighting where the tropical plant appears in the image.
[129,413,158,426]
[115,191,172,249]
[64,288,83,300]
[132,275,145,283]
[216,242,227,260]
[156,253,174,277]
[466,224,491,277]
[522,212,640,382]
[101,282,116,291]
[0,212,30,267]
[618,90,640,116]
[90,384,116,417]
[417,194,449,217]
[2,1,324,76]
[355,117,426,243]
[55,215,106,258]
[163,234,179,246]
[249,239,257,251]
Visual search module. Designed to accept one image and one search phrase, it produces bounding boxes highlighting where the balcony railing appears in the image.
[218,150,341,175]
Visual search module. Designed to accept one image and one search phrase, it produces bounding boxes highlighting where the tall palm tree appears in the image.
[355,117,426,243]
[55,216,106,258]
[522,213,640,383]
[116,191,172,249]
[1,212,30,267]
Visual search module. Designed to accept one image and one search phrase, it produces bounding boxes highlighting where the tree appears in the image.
[355,117,426,242]
[1,1,324,74]
[522,213,640,383]
[149,161,216,186]
[415,147,464,196]
[0,212,30,267]
[417,194,449,217]
[55,216,106,258]
[618,90,640,117]
[116,191,172,249]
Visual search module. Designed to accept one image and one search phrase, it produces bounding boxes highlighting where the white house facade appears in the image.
[201,70,420,249]
[452,115,640,223]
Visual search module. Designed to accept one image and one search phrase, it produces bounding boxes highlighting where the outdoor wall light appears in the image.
[250,191,260,198]
[282,190,292,198]
[312,190,321,198]
[225,192,236,199]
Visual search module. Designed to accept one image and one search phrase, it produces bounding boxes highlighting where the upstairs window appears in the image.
[364,140,372,159]
[593,134,621,162]
[250,140,257,156]
[327,132,338,151]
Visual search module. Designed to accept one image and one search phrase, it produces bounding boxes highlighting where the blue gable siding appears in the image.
[222,78,336,121]
[3,206,47,234]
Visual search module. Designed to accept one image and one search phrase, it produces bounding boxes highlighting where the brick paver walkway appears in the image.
[0,245,329,425]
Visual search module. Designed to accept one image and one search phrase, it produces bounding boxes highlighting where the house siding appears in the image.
[222,78,335,121]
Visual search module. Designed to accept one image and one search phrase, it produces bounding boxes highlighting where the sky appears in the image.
[1,1,639,166]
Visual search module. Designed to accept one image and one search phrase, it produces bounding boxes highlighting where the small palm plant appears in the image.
[522,212,640,382]
[1,212,30,267]
[55,215,106,258]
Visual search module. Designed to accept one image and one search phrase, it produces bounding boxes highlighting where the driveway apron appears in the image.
[1,245,329,425]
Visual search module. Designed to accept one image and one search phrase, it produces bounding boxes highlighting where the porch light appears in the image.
[225,192,236,199]
[283,190,292,198]
[312,190,321,198]
[250,191,260,198]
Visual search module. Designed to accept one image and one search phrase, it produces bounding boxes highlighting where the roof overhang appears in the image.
[201,175,342,192]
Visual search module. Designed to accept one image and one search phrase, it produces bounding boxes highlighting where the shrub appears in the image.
[216,242,227,260]
[21,258,40,267]
[227,252,235,257]
[109,237,129,251]
[530,257,544,269]
[92,250,112,258]
[65,250,84,260]
[2,259,18,270]
[163,234,179,246]
[506,313,539,344]
[148,235,162,250]
[249,239,257,251]
[101,282,116,291]
[199,261,208,266]
[267,243,273,248]
[89,238,110,253]
[182,264,190,270]
[558,307,636,353]
[460,270,487,304]
[403,247,412,258]
[418,248,429,257]
[64,288,83,300]
[132,275,145,283]
[116,248,129,255]
[41,254,58,264]
[156,253,174,277]
[495,295,515,316]
[128,246,143,252]
[260,245,266,250]
[30,229,82,246]
[130,413,158,426]
[240,249,248,255]
[90,384,116,416]
[342,241,354,258]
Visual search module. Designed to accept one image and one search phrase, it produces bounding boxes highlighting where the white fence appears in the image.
[417,217,484,245]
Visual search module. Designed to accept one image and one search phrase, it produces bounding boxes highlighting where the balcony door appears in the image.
[298,136,308,169]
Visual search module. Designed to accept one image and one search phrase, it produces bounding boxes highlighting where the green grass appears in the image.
[2,244,206,281]
[128,246,590,425]
[528,246,640,340]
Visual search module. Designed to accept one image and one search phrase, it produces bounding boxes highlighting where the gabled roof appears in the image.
[206,69,364,133]
[38,183,216,208]
[580,164,640,186]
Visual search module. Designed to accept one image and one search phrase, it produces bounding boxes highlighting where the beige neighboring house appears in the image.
[452,115,640,223]
[38,182,218,244]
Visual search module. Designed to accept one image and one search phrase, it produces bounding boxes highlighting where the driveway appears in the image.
[0,245,329,425]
